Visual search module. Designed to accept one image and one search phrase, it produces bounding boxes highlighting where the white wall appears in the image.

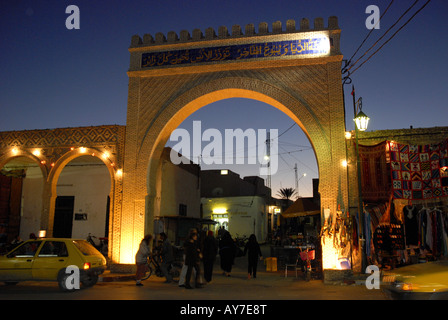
[57,164,110,239]
[20,162,110,240]
[202,196,267,241]
[20,166,43,240]
[159,159,201,218]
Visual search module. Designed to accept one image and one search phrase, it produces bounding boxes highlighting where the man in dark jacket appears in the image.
[184,230,202,289]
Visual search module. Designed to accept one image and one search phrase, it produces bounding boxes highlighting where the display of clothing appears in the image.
[361,201,448,265]
[404,205,419,246]
[416,206,448,257]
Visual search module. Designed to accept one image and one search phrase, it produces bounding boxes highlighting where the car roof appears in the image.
[31,238,87,241]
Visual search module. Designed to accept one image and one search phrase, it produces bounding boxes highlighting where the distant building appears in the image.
[153,148,204,245]
[201,169,271,241]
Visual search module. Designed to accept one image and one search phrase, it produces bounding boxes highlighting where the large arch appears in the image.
[119,18,349,269]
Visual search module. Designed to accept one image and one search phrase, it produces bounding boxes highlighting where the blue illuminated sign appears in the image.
[141,38,329,68]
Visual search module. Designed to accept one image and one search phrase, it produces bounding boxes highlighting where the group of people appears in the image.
[134,229,263,288]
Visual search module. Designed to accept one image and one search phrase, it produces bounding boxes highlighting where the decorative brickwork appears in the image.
[0,125,125,262]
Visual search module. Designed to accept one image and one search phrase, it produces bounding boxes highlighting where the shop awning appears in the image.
[281,198,320,218]
[155,215,217,225]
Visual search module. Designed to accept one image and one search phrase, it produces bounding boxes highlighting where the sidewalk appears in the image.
[98,244,385,300]
[99,244,277,282]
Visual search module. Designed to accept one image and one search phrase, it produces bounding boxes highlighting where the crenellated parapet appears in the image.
[128,17,341,74]
[130,17,340,48]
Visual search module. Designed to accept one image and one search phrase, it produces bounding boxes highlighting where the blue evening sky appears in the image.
[1,0,447,197]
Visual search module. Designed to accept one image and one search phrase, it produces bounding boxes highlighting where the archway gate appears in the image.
[121,17,349,270]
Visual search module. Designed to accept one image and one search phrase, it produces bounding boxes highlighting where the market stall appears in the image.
[360,138,448,269]
[270,198,321,277]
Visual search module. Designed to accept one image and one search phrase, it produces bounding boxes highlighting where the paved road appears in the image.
[0,275,386,300]
[0,258,386,301]
[0,253,390,317]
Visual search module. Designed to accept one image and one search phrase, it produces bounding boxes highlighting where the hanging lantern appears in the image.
[354,111,370,131]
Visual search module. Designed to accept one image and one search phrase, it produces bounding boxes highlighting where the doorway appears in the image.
[53,196,74,238]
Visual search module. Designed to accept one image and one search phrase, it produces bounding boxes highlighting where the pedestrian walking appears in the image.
[179,229,199,287]
[202,230,218,282]
[159,232,174,283]
[244,234,263,279]
[184,229,202,289]
[135,234,152,286]
[219,231,236,277]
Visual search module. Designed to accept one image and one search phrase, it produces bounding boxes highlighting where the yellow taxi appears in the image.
[0,238,107,291]
[383,260,448,300]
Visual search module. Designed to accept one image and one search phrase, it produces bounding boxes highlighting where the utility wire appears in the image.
[348,0,420,73]
[347,0,395,65]
[350,0,432,76]
[276,123,296,139]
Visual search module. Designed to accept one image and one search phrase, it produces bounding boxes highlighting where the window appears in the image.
[72,240,102,256]
[179,204,187,216]
[8,241,42,258]
[38,241,68,257]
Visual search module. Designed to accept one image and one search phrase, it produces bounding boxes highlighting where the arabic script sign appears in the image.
[141,37,329,68]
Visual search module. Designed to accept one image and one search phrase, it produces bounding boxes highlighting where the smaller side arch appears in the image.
[43,147,119,237]
[0,150,48,181]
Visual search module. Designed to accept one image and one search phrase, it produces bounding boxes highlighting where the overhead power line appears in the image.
[346,0,395,65]
[349,0,432,76]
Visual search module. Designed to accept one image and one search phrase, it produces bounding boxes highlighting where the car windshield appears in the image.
[72,240,102,256]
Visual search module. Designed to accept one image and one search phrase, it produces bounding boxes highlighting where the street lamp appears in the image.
[354,98,370,131]
[352,86,369,271]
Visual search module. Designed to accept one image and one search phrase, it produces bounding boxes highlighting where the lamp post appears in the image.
[352,86,369,271]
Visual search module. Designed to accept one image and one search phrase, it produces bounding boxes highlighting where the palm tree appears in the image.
[276,187,297,200]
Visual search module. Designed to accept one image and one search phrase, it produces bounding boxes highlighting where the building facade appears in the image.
[201,169,271,240]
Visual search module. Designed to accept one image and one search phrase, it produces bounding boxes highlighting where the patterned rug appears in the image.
[389,139,448,200]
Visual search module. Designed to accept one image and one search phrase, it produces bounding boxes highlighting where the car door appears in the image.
[0,241,43,281]
[32,240,69,280]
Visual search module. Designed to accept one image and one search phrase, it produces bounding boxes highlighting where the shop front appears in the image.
[356,135,448,273]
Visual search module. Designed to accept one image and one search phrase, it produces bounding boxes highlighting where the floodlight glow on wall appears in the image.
[212,208,227,214]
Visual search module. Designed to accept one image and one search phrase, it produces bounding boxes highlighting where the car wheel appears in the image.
[81,274,98,287]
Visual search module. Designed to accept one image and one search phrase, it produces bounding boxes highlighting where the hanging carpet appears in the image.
[389,139,448,200]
